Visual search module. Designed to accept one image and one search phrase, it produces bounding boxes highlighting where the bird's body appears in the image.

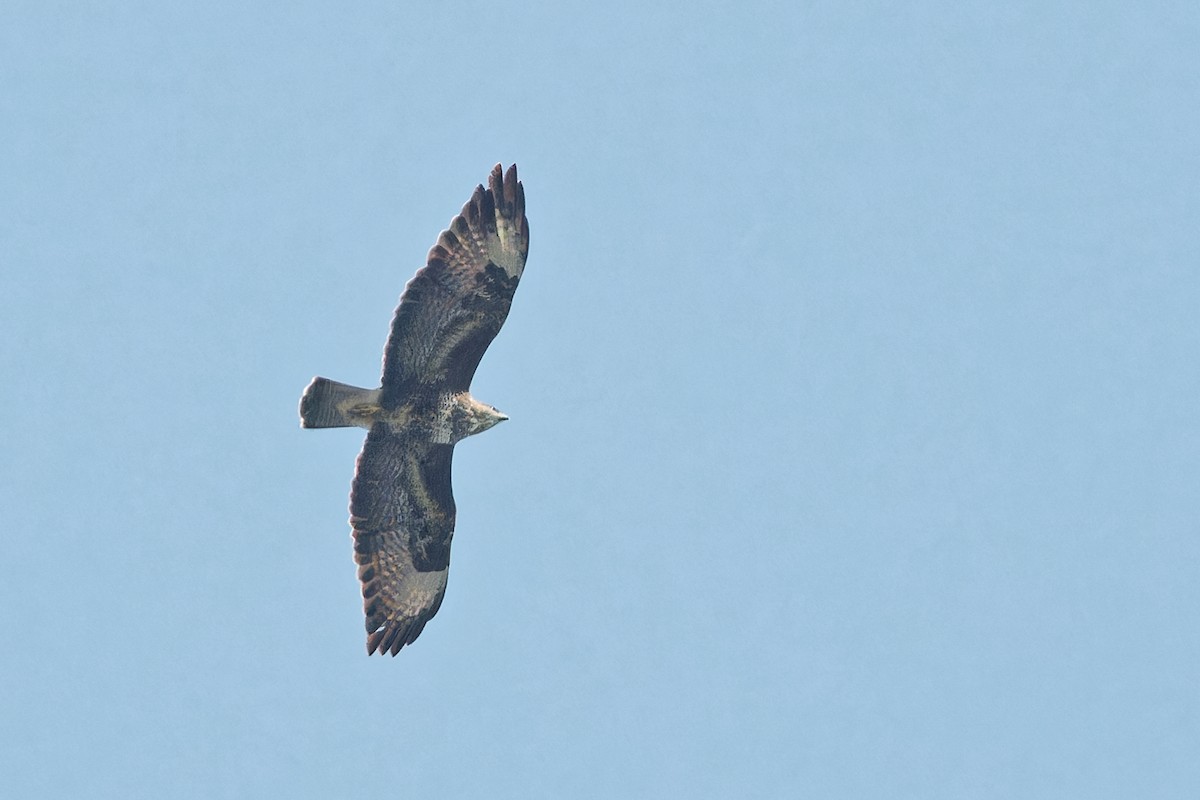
[299,164,528,655]
[301,380,506,444]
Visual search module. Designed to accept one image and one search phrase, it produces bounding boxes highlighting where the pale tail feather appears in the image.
[298,377,379,428]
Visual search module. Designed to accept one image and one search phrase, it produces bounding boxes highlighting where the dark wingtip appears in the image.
[486,163,524,229]
[365,618,426,657]
[366,625,395,656]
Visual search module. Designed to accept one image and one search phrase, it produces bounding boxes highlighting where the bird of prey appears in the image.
[299,164,528,656]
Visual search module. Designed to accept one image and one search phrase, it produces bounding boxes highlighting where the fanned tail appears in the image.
[298,377,380,429]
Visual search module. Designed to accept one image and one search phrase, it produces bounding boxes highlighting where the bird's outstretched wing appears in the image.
[350,423,457,655]
[379,163,529,406]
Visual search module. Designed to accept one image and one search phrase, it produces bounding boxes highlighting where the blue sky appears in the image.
[2,2,1198,797]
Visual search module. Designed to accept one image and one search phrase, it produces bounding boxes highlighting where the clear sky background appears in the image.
[2,2,1197,798]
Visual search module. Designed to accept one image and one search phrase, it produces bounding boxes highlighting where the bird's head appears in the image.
[455,393,509,439]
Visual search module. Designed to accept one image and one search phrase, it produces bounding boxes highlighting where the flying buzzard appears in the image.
[299,164,529,655]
